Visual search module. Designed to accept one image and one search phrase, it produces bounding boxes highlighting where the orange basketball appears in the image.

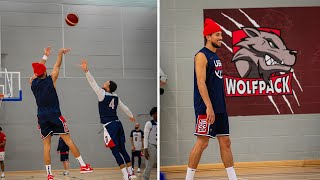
[65,13,79,26]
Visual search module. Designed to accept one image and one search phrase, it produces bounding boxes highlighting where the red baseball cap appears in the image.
[32,62,46,76]
[203,18,221,37]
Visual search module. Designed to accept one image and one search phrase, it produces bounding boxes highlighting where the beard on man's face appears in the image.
[212,42,221,48]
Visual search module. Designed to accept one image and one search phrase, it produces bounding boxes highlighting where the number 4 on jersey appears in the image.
[109,98,115,109]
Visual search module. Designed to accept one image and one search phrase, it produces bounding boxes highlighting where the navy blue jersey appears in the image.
[194,47,226,115]
[57,137,69,153]
[130,130,144,138]
[31,75,61,116]
[99,92,119,124]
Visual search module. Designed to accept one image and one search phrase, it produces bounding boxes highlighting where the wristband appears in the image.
[42,55,48,60]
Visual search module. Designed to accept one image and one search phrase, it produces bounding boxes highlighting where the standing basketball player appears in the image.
[185,18,238,180]
[0,127,6,178]
[30,47,93,180]
[130,123,144,173]
[80,60,137,180]
[143,107,157,180]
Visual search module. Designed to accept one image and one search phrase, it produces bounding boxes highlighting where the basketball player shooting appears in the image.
[80,59,137,180]
[30,47,93,180]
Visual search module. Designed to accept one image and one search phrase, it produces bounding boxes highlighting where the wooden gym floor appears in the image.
[162,166,320,179]
[2,168,157,180]
[161,160,320,180]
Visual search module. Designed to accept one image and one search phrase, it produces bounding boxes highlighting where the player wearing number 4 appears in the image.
[80,60,137,180]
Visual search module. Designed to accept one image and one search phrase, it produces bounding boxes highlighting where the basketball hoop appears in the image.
[0,94,3,108]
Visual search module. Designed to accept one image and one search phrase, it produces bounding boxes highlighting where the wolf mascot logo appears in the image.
[232,27,297,83]
[224,27,297,97]
[206,8,304,114]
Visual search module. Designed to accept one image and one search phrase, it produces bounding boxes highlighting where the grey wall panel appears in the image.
[64,55,123,78]
[123,7,156,30]
[122,7,157,79]
[0,0,60,4]
[63,28,122,55]
[64,39,121,56]
[0,12,62,27]
[0,1,61,14]
[124,42,156,57]
[64,28,121,46]
[1,26,62,77]
[62,4,120,16]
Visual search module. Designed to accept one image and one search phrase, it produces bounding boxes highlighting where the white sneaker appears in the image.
[123,175,129,180]
[129,174,137,180]
[63,171,69,175]
[1,173,4,178]
[137,168,141,173]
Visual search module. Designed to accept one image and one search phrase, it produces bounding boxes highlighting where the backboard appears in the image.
[0,68,22,101]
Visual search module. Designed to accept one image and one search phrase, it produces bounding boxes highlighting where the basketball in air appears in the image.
[65,13,79,26]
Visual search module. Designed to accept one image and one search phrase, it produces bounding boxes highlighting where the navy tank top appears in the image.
[99,92,119,124]
[31,75,61,116]
[194,47,226,115]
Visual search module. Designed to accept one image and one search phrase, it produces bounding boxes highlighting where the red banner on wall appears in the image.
[204,7,320,115]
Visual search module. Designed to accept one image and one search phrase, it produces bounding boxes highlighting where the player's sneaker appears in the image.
[0,173,4,178]
[137,168,141,173]
[47,174,54,180]
[123,174,129,180]
[63,170,69,175]
[80,164,93,174]
[129,173,137,180]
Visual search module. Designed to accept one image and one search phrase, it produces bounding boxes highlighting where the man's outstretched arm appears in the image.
[81,59,105,101]
[118,100,135,122]
[39,47,52,65]
[51,48,71,83]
